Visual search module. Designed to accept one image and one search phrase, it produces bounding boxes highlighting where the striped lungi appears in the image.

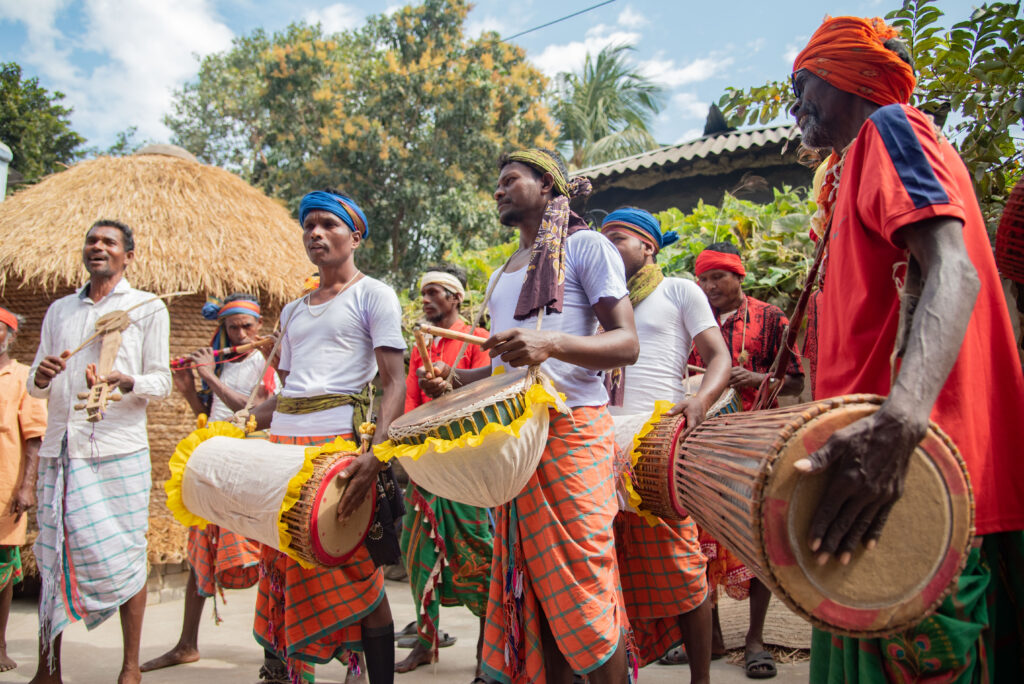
[34,446,151,654]
[481,406,630,683]
[614,512,708,666]
[253,433,385,669]
[187,525,260,597]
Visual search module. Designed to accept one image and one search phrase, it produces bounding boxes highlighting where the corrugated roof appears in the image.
[577,124,799,180]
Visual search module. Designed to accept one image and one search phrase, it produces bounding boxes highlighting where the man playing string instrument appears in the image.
[27,220,171,684]
[688,242,803,678]
[142,292,278,673]
[420,149,639,683]
[788,16,1024,681]
[600,208,731,684]
[246,189,406,684]
[395,265,493,675]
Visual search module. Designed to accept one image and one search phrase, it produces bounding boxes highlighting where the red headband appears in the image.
[695,251,746,278]
[0,307,18,332]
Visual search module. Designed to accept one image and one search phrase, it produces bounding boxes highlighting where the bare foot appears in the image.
[0,644,16,671]
[140,645,200,671]
[395,642,434,673]
[117,667,142,684]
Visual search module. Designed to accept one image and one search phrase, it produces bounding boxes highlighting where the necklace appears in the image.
[304,271,363,317]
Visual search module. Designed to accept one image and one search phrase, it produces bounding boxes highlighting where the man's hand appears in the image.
[417,361,452,398]
[172,367,194,395]
[336,451,381,521]
[190,348,216,381]
[86,363,134,393]
[34,351,69,388]
[664,396,708,438]
[482,328,560,367]
[794,405,926,564]
[9,485,35,522]
[728,366,762,389]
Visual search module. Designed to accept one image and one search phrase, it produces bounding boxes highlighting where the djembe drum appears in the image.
[375,367,562,508]
[166,422,375,568]
[676,394,973,636]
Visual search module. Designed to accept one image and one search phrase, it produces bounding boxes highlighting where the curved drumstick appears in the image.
[414,323,488,346]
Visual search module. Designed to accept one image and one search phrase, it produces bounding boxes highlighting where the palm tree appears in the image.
[553,43,666,169]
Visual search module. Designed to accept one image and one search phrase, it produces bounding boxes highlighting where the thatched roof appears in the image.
[0,150,310,304]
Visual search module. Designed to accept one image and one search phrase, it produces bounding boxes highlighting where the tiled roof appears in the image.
[577,124,799,180]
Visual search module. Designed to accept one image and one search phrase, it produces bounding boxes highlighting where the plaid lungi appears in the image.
[699,527,755,601]
[0,546,22,588]
[614,511,708,666]
[253,433,385,667]
[402,483,492,650]
[34,446,150,655]
[187,525,260,597]
[481,407,628,683]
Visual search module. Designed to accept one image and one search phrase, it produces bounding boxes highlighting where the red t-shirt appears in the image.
[815,104,1024,536]
[405,319,492,411]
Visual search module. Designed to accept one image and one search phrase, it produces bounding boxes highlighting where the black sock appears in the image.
[361,622,395,684]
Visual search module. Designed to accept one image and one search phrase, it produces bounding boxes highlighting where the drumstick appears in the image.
[688,364,706,374]
[413,329,435,379]
[415,323,488,346]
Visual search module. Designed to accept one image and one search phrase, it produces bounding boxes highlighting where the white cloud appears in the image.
[640,54,732,88]
[2,0,234,145]
[304,3,362,33]
[617,6,647,29]
[749,37,766,53]
[530,24,641,77]
[783,36,807,64]
[669,92,709,119]
[675,127,704,144]
[465,15,506,37]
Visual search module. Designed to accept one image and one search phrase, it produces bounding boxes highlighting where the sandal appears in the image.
[744,649,777,679]
[396,631,457,649]
[395,621,417,639]
[658,645,688,665]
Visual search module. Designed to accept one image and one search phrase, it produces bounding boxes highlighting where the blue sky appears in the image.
[0,0,980,151]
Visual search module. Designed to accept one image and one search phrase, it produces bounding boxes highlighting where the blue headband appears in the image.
[201,297,261,321]
[601,208,678,251]
[299,191,369,239]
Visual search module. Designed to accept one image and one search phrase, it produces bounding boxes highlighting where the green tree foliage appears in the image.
[715,1,1024,229]
[0,62,85,188]
[165,0,557,286]
[553,44,666,170]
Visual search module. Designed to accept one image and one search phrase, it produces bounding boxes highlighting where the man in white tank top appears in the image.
[601,208,731,684]
[143,294,277,673]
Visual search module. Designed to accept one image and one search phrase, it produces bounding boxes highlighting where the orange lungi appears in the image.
[187,525,260,596]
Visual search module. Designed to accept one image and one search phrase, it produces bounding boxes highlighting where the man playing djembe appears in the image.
[247,189,406,684]
[789,16,1024,681]
[420,149,639,683]
[600,207,731,684]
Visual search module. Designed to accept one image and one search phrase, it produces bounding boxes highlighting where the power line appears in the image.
[502,0,619,42]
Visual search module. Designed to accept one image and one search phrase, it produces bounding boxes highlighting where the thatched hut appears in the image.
[0,146,311,575]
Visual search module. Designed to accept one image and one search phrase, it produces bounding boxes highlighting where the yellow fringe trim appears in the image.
[623,401,674,527]
[277,437,359,569]
[373,382,561,463]
[164,421,246,530]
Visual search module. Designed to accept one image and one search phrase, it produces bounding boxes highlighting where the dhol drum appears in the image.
[677,394,973,637]
[375,367,563,508]
[165,422,375,568]
[612,373,741,520]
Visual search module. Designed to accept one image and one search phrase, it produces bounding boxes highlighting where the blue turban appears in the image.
[601,207,678,253]
[299,191,369,239]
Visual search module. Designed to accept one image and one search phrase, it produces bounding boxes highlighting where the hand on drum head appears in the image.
[337,452,382,521]
[417,361,452,397]
[793,406,927,565]
[664,397,705,438]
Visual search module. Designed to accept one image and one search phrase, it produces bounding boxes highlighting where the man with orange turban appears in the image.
[790,16,1024,682]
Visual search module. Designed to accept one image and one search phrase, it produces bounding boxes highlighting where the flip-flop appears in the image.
[658,646,688,665]
[396,631,457,649]
[744,649,777,679]
[395,621,417,639]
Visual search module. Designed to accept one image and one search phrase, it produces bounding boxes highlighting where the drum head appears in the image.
[388,368,533,434]
[309,456,377,566]
[762,401,973,636]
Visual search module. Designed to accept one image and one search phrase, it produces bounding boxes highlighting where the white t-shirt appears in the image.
[270,277,406,437]
[209,351,280,422]
[619,277,718,413]
[488,230,628,407]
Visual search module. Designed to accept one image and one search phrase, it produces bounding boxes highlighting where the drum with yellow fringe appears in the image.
[165,422,375,568]
[374,367,564,508]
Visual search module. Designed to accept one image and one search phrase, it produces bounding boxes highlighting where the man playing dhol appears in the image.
[789,16,1024,682]
[600,207,731,684]
[142,292,278,672]
[0,307,47,673]
[420,149,639,683]
[395,265,493,675]
[27,219,171,684]
[247,189,406,684]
